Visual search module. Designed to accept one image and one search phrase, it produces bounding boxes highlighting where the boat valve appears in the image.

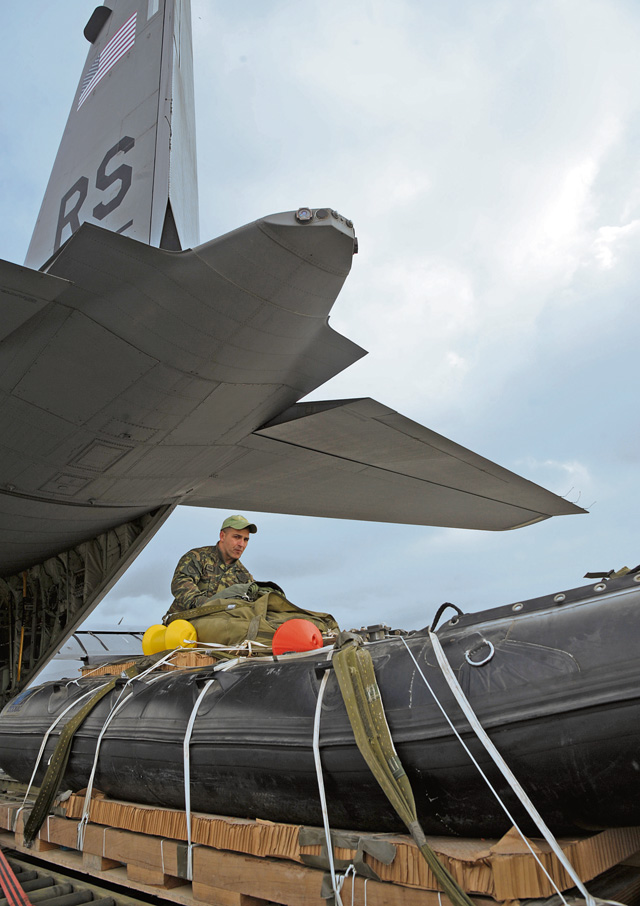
[359,624,390,642]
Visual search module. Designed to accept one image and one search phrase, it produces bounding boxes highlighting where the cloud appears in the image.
[514,458,593,502]
[592,220,640,269]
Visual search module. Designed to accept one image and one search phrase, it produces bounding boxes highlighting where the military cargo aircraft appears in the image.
[0,0,584,706]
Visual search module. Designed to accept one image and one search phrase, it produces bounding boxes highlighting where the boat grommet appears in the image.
[449,616,459,626]
[635,574,640,583]
[512,602,524,612]
[464,639,495,667]
[554,594,566,603]
[593,583,607,592]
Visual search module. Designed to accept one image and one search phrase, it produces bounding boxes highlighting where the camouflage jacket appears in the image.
[167,545,254,616]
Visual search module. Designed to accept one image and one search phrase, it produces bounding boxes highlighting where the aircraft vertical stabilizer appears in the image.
[25,0,198,271]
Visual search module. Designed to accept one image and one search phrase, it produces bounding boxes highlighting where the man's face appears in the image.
[218,527,251,564]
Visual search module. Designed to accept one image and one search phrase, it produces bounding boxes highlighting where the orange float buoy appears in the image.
[272,619,323,656]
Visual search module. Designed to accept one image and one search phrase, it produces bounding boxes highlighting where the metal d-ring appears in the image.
[464,639,495,667]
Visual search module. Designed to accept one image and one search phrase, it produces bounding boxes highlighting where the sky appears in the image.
[2,0,640,638]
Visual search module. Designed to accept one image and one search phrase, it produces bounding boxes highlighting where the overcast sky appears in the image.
[2,0,640,636]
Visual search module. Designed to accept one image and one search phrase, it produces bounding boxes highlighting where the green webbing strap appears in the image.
[246,594,269,641]
[299,826,395,880]
[23,663,142,845]
[332,637,476,906]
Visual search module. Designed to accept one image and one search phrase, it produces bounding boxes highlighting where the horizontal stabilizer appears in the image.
[0,259,70,343]
[186,399,585,530]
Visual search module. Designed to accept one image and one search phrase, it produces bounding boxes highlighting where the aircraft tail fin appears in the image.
[25,0,198,271]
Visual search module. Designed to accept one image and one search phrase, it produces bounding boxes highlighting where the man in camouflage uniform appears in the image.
[167,514,257,617]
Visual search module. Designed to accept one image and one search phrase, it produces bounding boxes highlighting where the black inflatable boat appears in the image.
[1,568,640,838]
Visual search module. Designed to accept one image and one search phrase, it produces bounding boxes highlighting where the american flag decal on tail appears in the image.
[77,12,137,109]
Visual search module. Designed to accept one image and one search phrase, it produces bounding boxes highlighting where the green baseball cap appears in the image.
[220,514,258,533]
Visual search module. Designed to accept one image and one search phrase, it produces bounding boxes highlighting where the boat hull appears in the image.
[2,573,640,836]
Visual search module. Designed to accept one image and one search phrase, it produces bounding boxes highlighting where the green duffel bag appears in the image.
[165,583,339,648]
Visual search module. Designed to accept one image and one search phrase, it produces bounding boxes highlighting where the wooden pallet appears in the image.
[2,795,640,906]
[59,793,640,901]
[0,803,493,906]
[80,651,219,677]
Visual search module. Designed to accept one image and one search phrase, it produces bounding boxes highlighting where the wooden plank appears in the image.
[40,814,78,849]
[95,826,187,878]
[13,811,58,853]
[193,846,490,906]
[127,862,188,888]
[194,849,325,906]
[83,852,122,872]
[16,834,58,851]
[0,801,22,832]
[191,883,269,906]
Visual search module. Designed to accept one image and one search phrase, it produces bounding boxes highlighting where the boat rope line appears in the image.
[331,637,476,906]
[184,678,217,881]
[343,864,355,906]
[404,633,623,906]
[196,639,271,654]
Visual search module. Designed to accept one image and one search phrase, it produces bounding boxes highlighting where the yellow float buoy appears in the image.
[164,619,198,649]
[141,624,167,656]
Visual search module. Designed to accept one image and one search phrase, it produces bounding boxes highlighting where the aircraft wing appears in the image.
[0,260,70,342]
[186,398,585,530]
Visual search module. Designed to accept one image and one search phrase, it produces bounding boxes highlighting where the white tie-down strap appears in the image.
[76,669,168,849]
[22,683,112,807]
[313,669,344,906]
[411,631,623,906]
[76,687,136,850]
[184,679,217,881]
[402,636,574,902]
